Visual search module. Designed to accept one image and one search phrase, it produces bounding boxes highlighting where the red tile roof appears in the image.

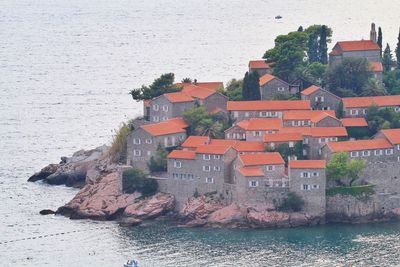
[369,62,383,72]
[236,118,283,131]
[301,85,321,96]
[380,129,400,145]
[310,112,338,123]
[239,167,265,177]
[289,160,326,169]
[239,152,284,166]
[340,118,368,127]
[342,95,400,108]
[327,139,393,152]
[141,118,187,136]
[283,110,336,121]
[167,150,196,160]
[259,73,276,86]
[196,145,232,155]
[233,141,265,152]
[227,100,310,111]
[181,136,210,148]
[264,132,303,142]
[164,92,194,103]
[330,40,380,56]
[176,82,223,91]
[182,84,216,99]
[209,139,238,147]
[279,127,348,137]
[249,60,271,69]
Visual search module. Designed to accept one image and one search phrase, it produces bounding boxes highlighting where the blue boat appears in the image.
[124,259,139,267]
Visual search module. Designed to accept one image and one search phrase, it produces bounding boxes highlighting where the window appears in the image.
[362,150,370,157]
[302,184,310,190]
[233,111,239,118]
[214,155,221,160]
[363,109,367,115]
[304,138,309,144]
[301,172,309,178]
[289,141,294,148]
[147,151,151,156]
[245,112,249,117]
[214,166,221,171]
[350,109,358,115]
[249,181,259,187]
[266,165,275,171]
[162,105,169,111]
[350,151,359,157]
[145,139,152,144]
[375,149,383,156]
[398,156,400,162]
[133,149,141,156]
[315,96,324,102]
[203,166,211,172]
[395,107,400,112]
[386,149,394,155]
[313,172,319,177]
[206,177,214,183]
[312,184,319,189]
[174,161,182,168]
[172,173,178,179]
[203,154,211,160]
[253,131,262,137]
[153,116,159,122]
[162,116,168,121]
[277,87,285,92]
[397,145,400,150]
[133,138,141,144]
[153,104,159,111]
[303,149,307,156]
[188,174,194,180]
[260,111,267,117]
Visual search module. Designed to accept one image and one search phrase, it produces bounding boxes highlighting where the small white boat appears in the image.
[124,259,139,267]
[275,15,282,19]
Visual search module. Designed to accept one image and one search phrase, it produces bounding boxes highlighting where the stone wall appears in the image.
[260,78,290,100]
[203,93,228,113]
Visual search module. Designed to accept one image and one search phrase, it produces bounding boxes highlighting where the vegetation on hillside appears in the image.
[266,142,305,164]
[122,168,158,196]
[243,71,260,100]
[326,152,367,186]
[326,184,375,197]
[183,106,228,138]
[109,122,132,163]
[366,105,400,135]
[148,144,168,172]
[130,73,181,101]
[279,192,305,212]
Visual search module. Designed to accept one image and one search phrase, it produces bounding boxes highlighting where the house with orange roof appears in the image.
[374,128,400,149]
[264,132,304,152]
[288,160,326,217]
[342,95,400,118]
[227,100,311,122]
[300,85,341,111]
[127,118,188,170]
[259,73,298,100]
[340,118,369,138]
[329,24,381,65]
[282,110,341,128]
[181,83,228,113]
[225,118,283,141]
[369,61,383,81]
[248,60,272,76]
[176,81,223,91]
[148,92,195,123]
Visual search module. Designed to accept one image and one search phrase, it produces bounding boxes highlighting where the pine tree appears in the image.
[383,43,392,72]
[377,27,383,57]
[297,26,303,32]
[242,72,260,100]
[318,25,328,64]
[307,33,318,63]
[396,28,400,69]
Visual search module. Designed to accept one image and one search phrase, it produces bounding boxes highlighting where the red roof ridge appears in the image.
[380,128,400,145]
[141,118,187,136]
[259,73,276,86]
[301,85,321,96]
[249,60,271,69]
[164,91,194,103]
[340,118,368,127]
[168,150,196,160]
[342,95,400,108]
[239,167,265,177]
[327,138,393,152]
[227,100,310,111]
[239,152,284,166]
[289,160,326,169]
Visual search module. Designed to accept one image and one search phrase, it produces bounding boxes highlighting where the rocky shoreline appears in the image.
[29,146,400,229]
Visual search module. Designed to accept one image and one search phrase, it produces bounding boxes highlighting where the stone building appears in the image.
[126,118,188,170]
[342,95,400,118]
[329,39,380,65]
[300,85,342,111]
[282,110,341,128]
[369,62,383,81]
[288,160,326,218]
[225,118,282,141]
[259,73,297,100]
[149,92,195,123]
[227,100,311,122]
[264,132,303,152]
[181,83,229,113]
[248,60,272,77]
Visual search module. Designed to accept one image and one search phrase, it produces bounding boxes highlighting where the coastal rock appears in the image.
[181,195,225,220]
[119,217,143,227]
[39,209,56,215]
[288,212,309,227]
[246,209,290,228]
[206,204,244,227]
[123,193,175,220]
[28,164,59,182]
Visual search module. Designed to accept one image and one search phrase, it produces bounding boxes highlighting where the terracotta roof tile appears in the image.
[264,132,303,142]
[236,118,282,131]
[279,127,347,137]
[141,118,187,136]
[176,82,223,91]
[239,167,265,177]
[342,95,400,108]
[227,100,310,111]
[369,62,383,72]
[239,152,284,166]
[167,150,196,160]
[181,136,210,148]
[310,112,338,123]
[249,60,271,69]
[233,141,265,152]
[301,85,321,96]
[182,84,216,99]
[164,92,194,103]
[259,73,276,86]
[289,160,326,169]
[380,128,400,145]
[327,139,393,152]
[340,118,368,127]
[283,110,336,121]
[330,40,380,55]
[195,145,232,155]
[209,139,238,147]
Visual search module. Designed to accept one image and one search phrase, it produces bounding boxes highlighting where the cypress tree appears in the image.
[382,43,392,72]
[297,26,303,32]
[242,71,260,100]
[242,72,250,100]
[318,25,328,64]
[377,27,383,57]
[396,28,400,69]
[308,33,318,63]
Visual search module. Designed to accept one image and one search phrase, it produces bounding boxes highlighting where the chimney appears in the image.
[370,23,377,43]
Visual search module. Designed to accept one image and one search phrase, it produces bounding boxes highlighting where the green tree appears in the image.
[318,25,329,64]
[383,69,400,95]
[396,28,400,69]
[326,152,366,186]
[296,62,327,86]
[336,100,344,119]
[148,144,168,172]
[181,77,192,83]
[377,27,383,57]
[366,105,400,135]
[347,159,367,186]
[279,192,304,212]
[324,58,372,97]
[307,32,319,63]
[268,142,304,163]
[122,169,158,196]
[297,26,303,32]
[242,71,260,100]
[224,79,243,101]
[362,78,387,96]
[382,43,393,72]
[183,106,227,138]
[129,73,181,101]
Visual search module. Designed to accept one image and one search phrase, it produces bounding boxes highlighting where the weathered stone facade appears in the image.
[149,94,194,123]
[300,87,341,111]
[260,77,292,100]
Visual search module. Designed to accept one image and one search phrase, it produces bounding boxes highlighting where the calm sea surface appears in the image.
[2,0,400,266]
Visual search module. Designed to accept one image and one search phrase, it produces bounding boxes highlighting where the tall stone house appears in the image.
[248,60,272,77]
[149,92,195,123]
[301,85,342,111]
[227,100,311,122]
[126,118,188,170]
[259,73,298,100]
[225,118,282,141]
[282,110,341,128]
[342,95,400,118]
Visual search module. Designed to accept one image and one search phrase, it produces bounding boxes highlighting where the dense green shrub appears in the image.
[148,144,168,172]
[122,169,158,196]
[326,185,375,197]
[279,192,304,212]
